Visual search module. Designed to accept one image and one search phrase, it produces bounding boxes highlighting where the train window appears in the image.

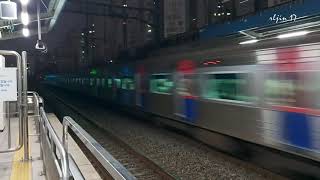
[108,78,113,88]
[121,78,135,90]
[96,78,101,87]
[203,73,253,102]
[150,74,174,94]
[264,72,320,109]
[114,79,121,88]
[101,78,105,87]
[176,75,198,96]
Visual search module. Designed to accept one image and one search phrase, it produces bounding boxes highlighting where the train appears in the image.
[44,32,320,167]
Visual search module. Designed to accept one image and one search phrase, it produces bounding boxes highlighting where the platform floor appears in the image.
[0,112,101,180]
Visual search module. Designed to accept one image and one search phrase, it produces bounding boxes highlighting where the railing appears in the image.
[63,116,137,180]
[39,106,69,180]
[0,50,25,155]
[28,91,85,180]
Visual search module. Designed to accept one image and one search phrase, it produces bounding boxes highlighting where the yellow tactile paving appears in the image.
[10,142,31,180]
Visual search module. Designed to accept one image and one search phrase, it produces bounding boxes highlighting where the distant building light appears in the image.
[110,60,113,63]
[277,31,310,39]
[21,12,29,25]
[214,13,217,16]
[217,5,221,8]
[148,29,152,33]
[123,4,128,7]
[123,21,126,25]
[227,12,231,16]
[147,24,151,27]
[193,18,197,21]
[81,33,84,36]
[82,51,85,54]
[221,12,224,15]
[22,28,30,37]
[239,39,259,45]
[89,31,92,33]
[92,30,95,33]
[218,13,221,16]
[92,24,95,27]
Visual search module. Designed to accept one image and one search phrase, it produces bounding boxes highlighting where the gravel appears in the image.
[45,88,287,180]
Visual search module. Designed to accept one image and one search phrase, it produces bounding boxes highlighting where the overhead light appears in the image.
[20,0,29,5]
[22,28,30,37]
[277,31,310,39]
[21,12,29,25]
[239,39,259,45]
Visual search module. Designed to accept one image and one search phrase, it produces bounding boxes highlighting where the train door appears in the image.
[174,60,198,123]
[262,47,320,152]
[136,66,147,107]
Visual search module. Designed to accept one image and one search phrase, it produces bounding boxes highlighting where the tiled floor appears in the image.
[0,112,101,180]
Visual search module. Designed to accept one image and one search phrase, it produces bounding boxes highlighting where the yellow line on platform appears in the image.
[10,140,31,180]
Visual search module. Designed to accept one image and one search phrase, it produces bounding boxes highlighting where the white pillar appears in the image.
[0,55,5,132]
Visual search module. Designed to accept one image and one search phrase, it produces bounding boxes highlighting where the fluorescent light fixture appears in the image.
[22,28,30,37]
[277,31,310,39]
[20,0,29,6]
[21,12,29,25]
[239,39,259,45]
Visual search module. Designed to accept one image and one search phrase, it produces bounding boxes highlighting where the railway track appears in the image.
[46,91,175,180]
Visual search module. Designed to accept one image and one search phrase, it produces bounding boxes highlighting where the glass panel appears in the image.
[176,75,197,96]
[203,73,253,102]
[121,78,135,90]
[264,72,320,109]
[150,74,173,94]
[108,79,113,88]
[114,79,121,88]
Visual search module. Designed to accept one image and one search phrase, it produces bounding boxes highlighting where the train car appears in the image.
[44,32,320,165]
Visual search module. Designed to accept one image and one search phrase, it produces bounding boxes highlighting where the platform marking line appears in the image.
[10,138,31,180]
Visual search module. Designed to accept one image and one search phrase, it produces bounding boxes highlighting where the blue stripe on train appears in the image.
[184,98,197,123]
[283,112,312,149]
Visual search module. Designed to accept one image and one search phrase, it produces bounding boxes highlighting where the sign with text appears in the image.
[0,68,17,101]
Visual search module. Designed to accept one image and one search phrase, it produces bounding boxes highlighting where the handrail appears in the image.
[40,107,69,180]
[63,116,137,180]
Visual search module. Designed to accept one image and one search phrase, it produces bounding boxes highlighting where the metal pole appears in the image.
[37,0,42,41]
[7,102,11,148]
[22,51,29,160]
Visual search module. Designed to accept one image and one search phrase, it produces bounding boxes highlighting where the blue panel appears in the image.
[200,0,320,39]
[184,98,197,123]
[283,112,311,149]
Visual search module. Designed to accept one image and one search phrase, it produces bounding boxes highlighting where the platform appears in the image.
[0,112,101,180]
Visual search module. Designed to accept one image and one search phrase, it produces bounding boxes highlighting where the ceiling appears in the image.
[0,0,67,40]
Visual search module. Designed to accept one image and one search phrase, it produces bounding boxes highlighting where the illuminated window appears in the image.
[108,78,113,88]
[150,74,174,94]
[264,72,320,108]
[121,78,135,90]
[101,78,105,87]
[203,73,254,102]
[114,79,121,88]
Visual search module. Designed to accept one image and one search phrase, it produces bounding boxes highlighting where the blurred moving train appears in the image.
[44,32,320,164]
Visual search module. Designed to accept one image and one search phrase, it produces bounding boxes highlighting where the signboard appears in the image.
[0,68,17,101]
[164,0,186,38]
